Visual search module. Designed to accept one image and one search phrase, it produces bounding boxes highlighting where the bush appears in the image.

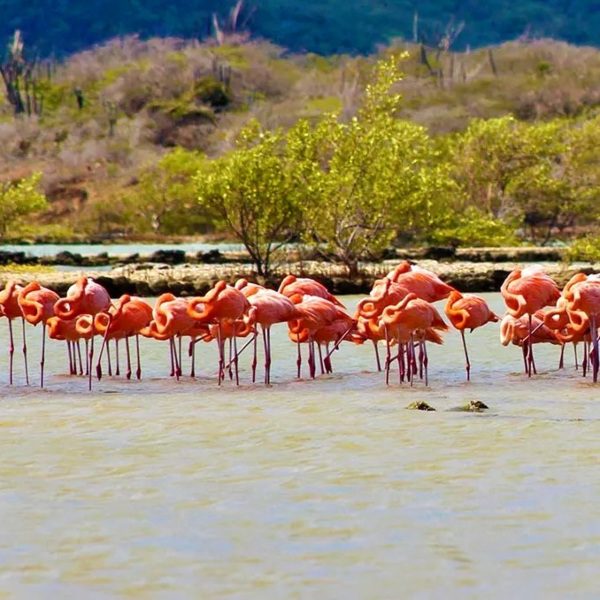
[565,236,600,262]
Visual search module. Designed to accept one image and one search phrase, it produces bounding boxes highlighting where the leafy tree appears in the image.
[126,147,209,234]
[290,54,457,274]
[0,173,47,238]
[195,121,300,276]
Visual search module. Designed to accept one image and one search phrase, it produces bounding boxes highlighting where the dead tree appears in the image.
[0,30,44,116]
[211,0,255,45]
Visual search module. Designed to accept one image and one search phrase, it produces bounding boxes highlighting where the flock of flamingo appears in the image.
[0,261,599,390]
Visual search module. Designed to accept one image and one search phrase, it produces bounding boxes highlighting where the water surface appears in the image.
[0,294,598,598]
[0,242,242,258]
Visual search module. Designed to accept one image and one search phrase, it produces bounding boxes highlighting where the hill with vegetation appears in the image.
[1,32,600,270]
[2,0,599,56]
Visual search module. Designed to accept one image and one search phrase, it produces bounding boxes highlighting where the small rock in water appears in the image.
[469,400,489,411]
[406,400,436,411]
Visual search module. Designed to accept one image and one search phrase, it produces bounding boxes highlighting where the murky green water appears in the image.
[1,294,599,598]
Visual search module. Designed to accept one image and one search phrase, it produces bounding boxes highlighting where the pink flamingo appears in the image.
[18,282,60,387]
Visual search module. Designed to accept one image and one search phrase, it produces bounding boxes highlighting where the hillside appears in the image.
[1,35,600,243]
[1,0,599,57]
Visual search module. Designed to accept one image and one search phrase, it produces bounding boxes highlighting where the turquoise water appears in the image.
[0,242,243,258]
[0,294,598,598]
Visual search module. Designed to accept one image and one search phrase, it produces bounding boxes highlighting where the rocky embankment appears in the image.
[0,246,596,296]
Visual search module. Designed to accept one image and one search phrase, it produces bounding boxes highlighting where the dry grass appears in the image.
[1,36,599,236]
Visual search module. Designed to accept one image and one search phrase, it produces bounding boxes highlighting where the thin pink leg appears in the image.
[125,336,132,380]
[22,318,29,386]
[8,319,14,385]
[40,323,46,388]
[135,334,141,380]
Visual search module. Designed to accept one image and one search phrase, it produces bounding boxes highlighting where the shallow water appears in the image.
[0,242,242,258]
[0,294,599,598]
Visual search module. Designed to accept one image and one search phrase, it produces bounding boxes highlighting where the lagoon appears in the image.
[0,294,598,597]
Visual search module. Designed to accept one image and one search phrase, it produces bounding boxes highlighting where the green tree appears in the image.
[195,121,299,276]
[290,54,457,274]
[0,173,47,238]
[126,148,209,235]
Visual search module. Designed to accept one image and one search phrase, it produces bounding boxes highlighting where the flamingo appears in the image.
[95,295,153,381]
[0,281,29,385]
[380,293,447,385]
[141,294,197,380]
[501,266,560,377]
[244,289,301,383]
[444,291,499,381]
[188,281,249,384]
[288,295,354,379]
[54,276,112,390]
[47,315,93,376]
[278,275,345,307]
[354,278,410,371]
[17,282,60,388]
[387,262,455,302]
[560,273,600,381]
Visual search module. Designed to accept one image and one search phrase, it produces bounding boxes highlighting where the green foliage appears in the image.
[290,54,456,273]
[566,236,600,262]
[126,148,209,234]
[195,121,300,276]
[428,207,520,247]
[193,77,231,108]
[0,173,48,238]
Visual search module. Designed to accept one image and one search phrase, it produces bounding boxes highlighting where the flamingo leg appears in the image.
[399,343,405,383]
[460,330,471,381]
[169,338,176,377]
[135,334,141,380]
[115,339,120,376]
[67,341,74,375]
[317,343,325,375]
[172,337,180,381]
[574,343,578,371]
[178,334,183,378]
[558,344,565,370]
[409,334,415,387]
[418,340,424,381]
[252,331,258,383]
[324,342,332,374]
[227,337,233,381]
[76,340,83,375]
[190,337,196,378]
[88,336,94,391]
[296,338,301,379]
[423,341,429,387]
[106,340,112,377]
[265,328,273,385]
[8,319,14,385]
[125,336,132,380]
[40,323,47,388]
[582,341,588,378]
[373,340,381,372]
[262,327,269,384]
[217,323,224,385]
[22,317,29,386]
[233,332,239,386]
[96,319,112,381]
[591,316,599,383]
[85,339,89,376]
[527,314,533,377]
[308,340,316,379]
[384,325,391,386]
